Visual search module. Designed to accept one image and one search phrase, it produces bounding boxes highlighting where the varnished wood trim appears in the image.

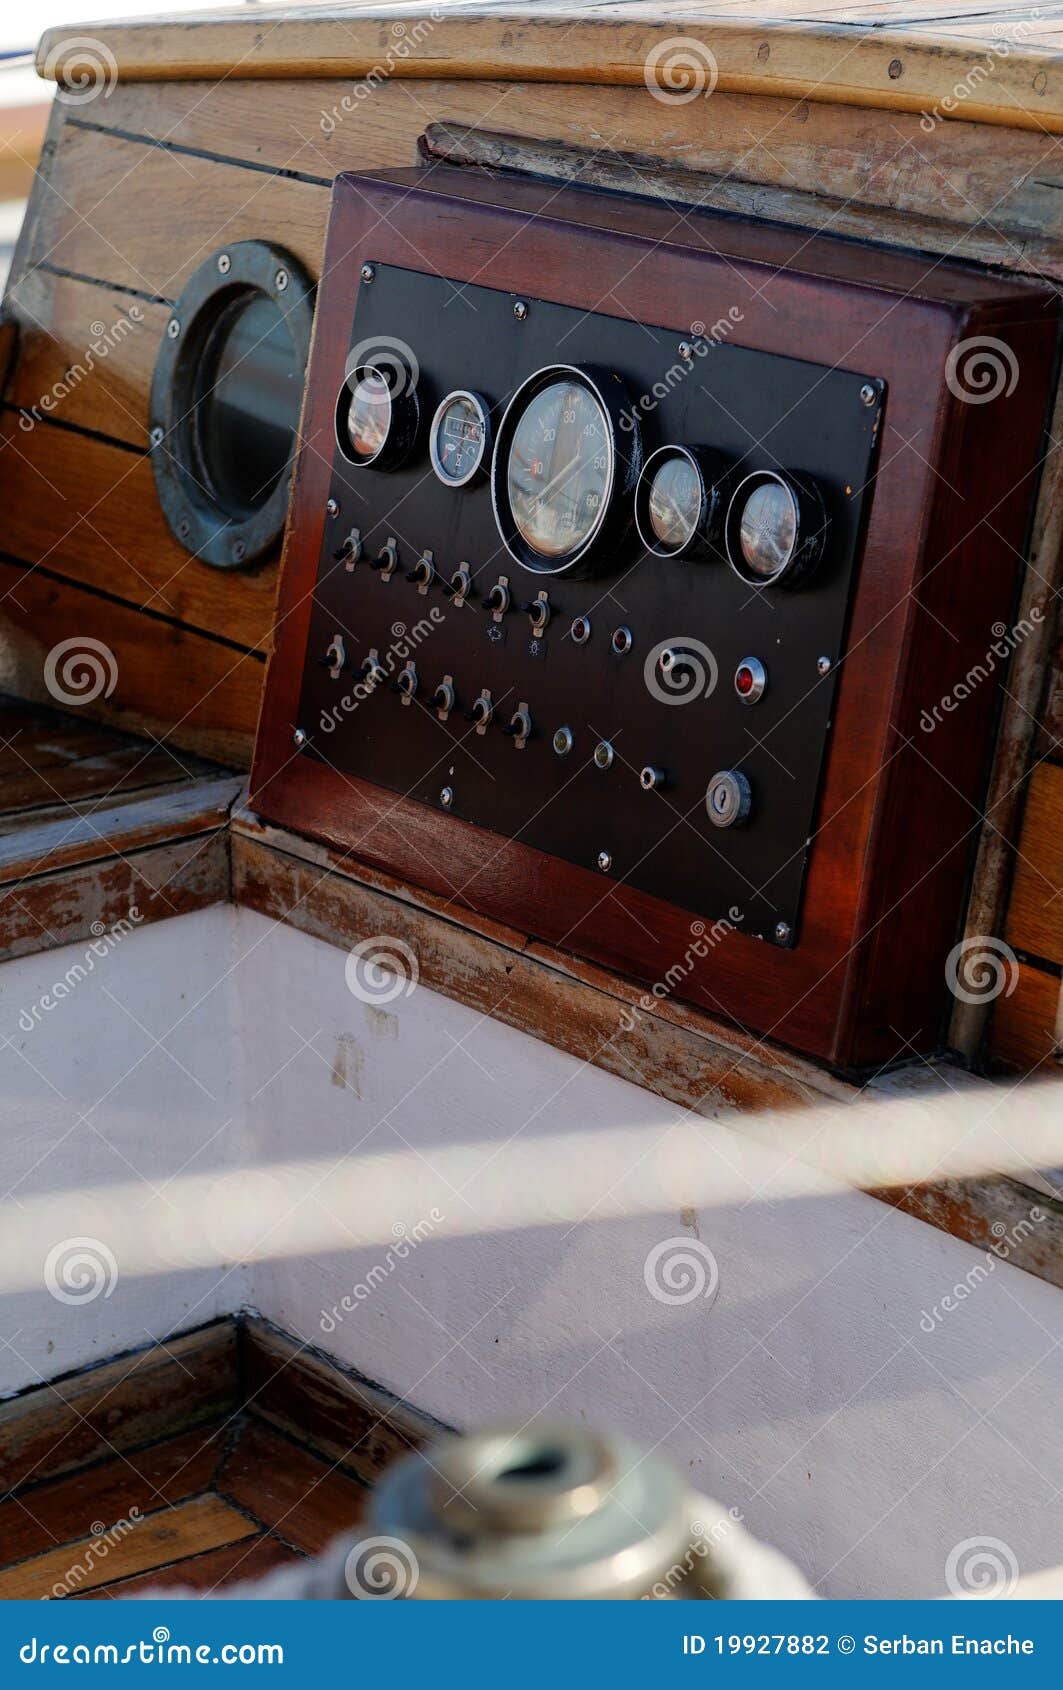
[230,810,852,1113]
[239,1316,449,1485]
[34,9,1063,134]
[0,1321,238,1496]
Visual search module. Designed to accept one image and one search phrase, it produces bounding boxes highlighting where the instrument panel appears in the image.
[294,263,880,945]
[253,168,1057,1067]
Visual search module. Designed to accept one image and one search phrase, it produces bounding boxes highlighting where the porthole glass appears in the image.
[149,242,314,569]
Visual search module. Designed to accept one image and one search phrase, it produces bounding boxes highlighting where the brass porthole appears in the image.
[149,241,314,569]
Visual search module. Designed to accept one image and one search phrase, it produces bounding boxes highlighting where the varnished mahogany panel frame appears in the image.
[252,166,1059,1070]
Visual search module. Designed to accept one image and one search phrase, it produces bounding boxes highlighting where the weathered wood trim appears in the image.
[240,1316,448,1484]
[33,8,1063,135]
[0,1319,238,1495]
[231,809,853,1113]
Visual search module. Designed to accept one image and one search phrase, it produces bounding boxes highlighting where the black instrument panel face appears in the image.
[296,262,883,944]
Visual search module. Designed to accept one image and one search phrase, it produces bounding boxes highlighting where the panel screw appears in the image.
[888,57,903,79]
[232,538,247,563]
[275,268,289,292]
[513,300,529,321]
[774,921,792,944]
[149,425,164,447]
[440,786,454,808]
[293,728,307,750]
[552,725,573,758]
[597,850,613,873]
[167,318,181,339]
[860,383,877,407]
[217,253,231,274]
[678,340,694,362]
[326,498,340,518]
[361,263,376,284]
[816,655,832,676]
[178,516,191,540]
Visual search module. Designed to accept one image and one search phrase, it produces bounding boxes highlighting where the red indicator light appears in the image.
[735,665,754,695]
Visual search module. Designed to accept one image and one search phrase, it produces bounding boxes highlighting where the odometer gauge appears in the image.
[634,445,733,560]
[430,390,491,487]
[491,365,640,576]
[335,354,420,471]
[725,469,828,587]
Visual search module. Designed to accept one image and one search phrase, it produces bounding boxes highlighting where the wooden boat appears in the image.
[0,0,1061,1600]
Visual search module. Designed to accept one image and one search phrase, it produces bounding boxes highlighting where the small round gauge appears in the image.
[492,365,639,576]
[335,356,420,471]
[725,469,828,587]
[430,390,491,488]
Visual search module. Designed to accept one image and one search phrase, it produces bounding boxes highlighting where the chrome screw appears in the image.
[167,318,181,339]
[860,383,876,407]
[217,253,231,275]
[552,726,573,758]
[149,425,164,448]
[816,655,832,676]
[440,786,454,809]
[293,728,307,750]
[232,539,247,563]
[774,922,792,944]
[513,300,529,321]
[326,498,340,518]
[361,263,376,284]
[597,850,613,873]
[678,340,694,362]
[275,268,289,292]
[177,516,191,540]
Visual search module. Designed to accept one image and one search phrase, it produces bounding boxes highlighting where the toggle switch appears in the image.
[392,661,418,704]
[445,563,473,606]
[518,593,551,633]
[405,550,436,593]
[332,527,362,569]
[480,578,510,619]
[369,537,399,578]
[433,676,456,720]
[503,703,532,749]
[319,634,346,680]
[465,690,494,733]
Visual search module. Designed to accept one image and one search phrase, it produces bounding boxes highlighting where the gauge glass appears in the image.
[506,379,611,560]
[431,392,488,487]
[648,454,702,553]
[738,478,798,579]
[345,369,392,462]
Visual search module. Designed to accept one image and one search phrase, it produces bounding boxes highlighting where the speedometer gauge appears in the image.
[492,365,640,576]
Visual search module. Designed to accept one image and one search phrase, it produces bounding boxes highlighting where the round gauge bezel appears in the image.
[724,469,829,589]
[491,363,641,578]
[334,358,420,471]
[429,389,492,489]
